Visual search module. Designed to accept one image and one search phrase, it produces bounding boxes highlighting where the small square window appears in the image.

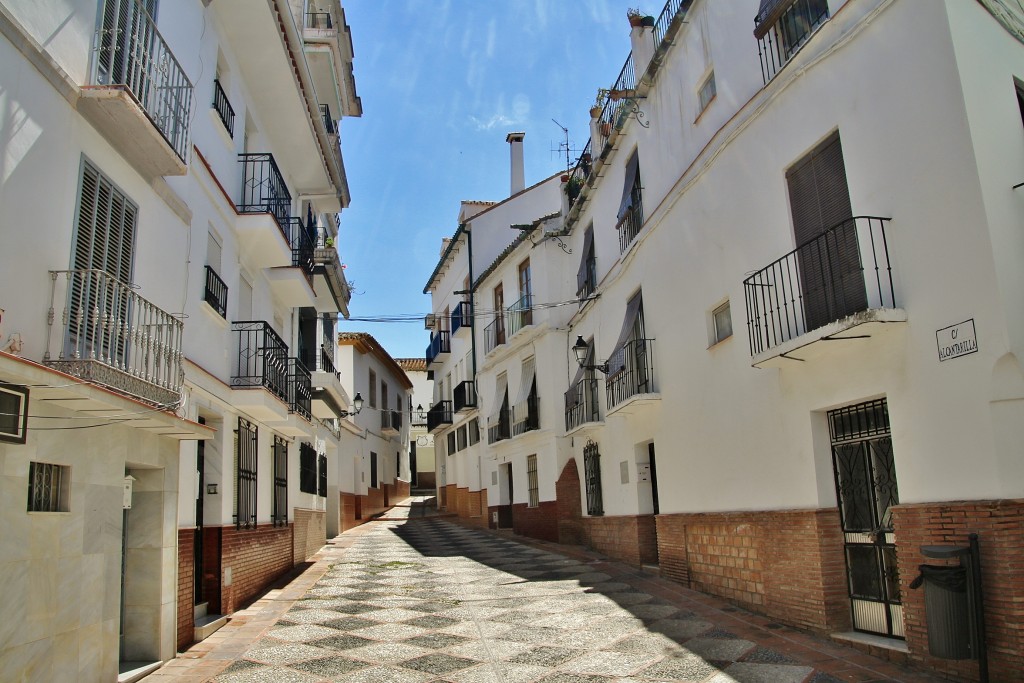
[0,382,29,444]
[713,301,733,344]
[27,462,70,512]
[698,71,716,113]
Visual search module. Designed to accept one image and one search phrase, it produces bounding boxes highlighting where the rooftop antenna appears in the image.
[550,118,576,171]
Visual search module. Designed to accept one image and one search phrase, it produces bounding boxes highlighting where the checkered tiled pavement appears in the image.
[148,502,943,683]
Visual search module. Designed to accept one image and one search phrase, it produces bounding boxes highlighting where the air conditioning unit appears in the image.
[424,313,436,330]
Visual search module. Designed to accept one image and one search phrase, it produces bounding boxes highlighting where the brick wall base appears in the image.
[580,514,658,566]
[656,508,849,634]
[359,486,388,520]
[444,484,457,512]
[218,524,294,614]
[341,493,359,531]
[293,508,326,564]
[555,459,584,545]
[893,499,1024,683]
[176,529,195,651]
[512,501,559,542]
[395,480,410,499]
[416,472,436,488]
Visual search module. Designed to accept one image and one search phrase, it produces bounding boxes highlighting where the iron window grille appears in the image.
[27,462,68,512]
[287,358,312,420]
[527,455,539,508]
[583,441,604,516]
[829,399,890,444]
[317,454,327,497]
[212,78,235,135]
[272,435,288,527]
[204,265,228,318]
[299,442,317,494]
[235,418,258,530]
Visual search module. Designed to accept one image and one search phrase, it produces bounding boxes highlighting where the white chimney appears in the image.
[507,132,525,196]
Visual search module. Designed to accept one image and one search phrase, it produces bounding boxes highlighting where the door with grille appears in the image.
[829,399,903,638]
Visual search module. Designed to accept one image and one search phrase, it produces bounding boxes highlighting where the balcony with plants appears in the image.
[43,269,184,407]
[79,0,193,179]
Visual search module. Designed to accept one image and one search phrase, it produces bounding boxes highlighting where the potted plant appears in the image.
[324,237,335,248]
[642,15,655,27]
[627,8,643,27]
[566,175,583,203]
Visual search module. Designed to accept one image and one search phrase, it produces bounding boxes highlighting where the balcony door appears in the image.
[787,133,864,332]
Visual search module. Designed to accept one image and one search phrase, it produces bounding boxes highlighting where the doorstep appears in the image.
[194,614,227,642]
[118,661,161,683]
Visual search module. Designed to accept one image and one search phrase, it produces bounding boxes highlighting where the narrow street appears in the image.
[146,497,941,683]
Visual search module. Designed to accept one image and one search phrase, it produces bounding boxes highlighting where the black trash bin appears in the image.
[910,564,972,659]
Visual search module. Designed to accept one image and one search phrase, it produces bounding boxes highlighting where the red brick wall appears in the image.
[176,529,194,650]
[293,508,326,564]
[395,480,410,498]
[657,508,848,633]
[512,501,559,542]
[219,524,293,614]
[201,527,222,615]
[444,484,457,512]
[556,459,584,545]
[580,514,658,566]
[341,493,359,531]
[359,486,388,519]
[893,499,1024,683]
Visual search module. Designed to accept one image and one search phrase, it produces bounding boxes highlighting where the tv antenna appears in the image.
[550,119,579,171]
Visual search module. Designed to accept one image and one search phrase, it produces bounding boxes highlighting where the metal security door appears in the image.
[829,400,903,638]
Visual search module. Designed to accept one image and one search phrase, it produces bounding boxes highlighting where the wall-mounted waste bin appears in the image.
[910,563,971,659]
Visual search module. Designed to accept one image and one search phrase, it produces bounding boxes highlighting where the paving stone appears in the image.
[446,638,533,661]
[280,608,351,624]
[638,654,722,681]
[312,633,376,651]
[507,645,585,667]
[243,643,334,665]
[559,650,658,676]
[536,673,615,683]
[647,618,714,640]
[403,614,461,629]
[290,655,370,677]
[741,647,798,665]
[214,665,322,683]
[402,633,474,650]
[266,624,339,642]
[682,637,756,662]
[447,662,551,683]
[399,653,480,674]
[357,623,431,640]
[338,664,435,683]
[349,641,435,664]
[321,616,380,631]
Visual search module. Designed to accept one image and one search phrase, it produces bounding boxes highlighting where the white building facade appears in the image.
[0,0,360,677]
[396,358,436,490]
[425,1,1024,679]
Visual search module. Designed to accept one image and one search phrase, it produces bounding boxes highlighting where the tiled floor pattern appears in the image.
[178,517,943,683]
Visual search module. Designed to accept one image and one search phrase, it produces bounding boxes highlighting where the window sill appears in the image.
[706,334,733,351]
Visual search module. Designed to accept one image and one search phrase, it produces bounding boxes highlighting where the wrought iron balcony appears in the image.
[238,153,292,229]
[306,11,334,29]
[426,400,453,433]
[381,409,402,434]
[507,294,533,337]
[512,395,540,437]
[755,0,830,85]
[743,217,895,356]
[231,321,288,401]
[484,316,506,354]
[280,217,316,280]
[204,265,228,318]
[89,0,193,165]
[315,344,339,378]
[454,380,477,413]
[451,301,472,336]
[606,338,656,409]
[618,197,645,254]
[212,78,235,135]
[594,55,637,156]
[319,103,336,135]
[565,376,601,432]
[287,357,312,421]
[425,330,450,365]
[43,269,184,406]
[487,408,511,444]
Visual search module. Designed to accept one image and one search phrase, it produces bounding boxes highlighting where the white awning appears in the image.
[513,357,536,406]
[487,373,508,420]
[608,293,643,375]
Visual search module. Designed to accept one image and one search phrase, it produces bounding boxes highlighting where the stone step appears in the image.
[194,614,227,642]
[194,601,208,620]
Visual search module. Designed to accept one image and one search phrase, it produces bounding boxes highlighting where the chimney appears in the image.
[507,132,525,196]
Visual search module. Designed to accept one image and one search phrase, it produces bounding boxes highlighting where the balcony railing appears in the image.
[507,294,533,337]
[606,338,655,409]
[315,344,339,378]
[453,380,477,412]
[743,216,895,356]
[44,269,184,406]
[91,0,193,162]
[287,357,312,421]
[565,376,601,432]
[425,330,451,365]
[595,55,637,155]
[756,0,830,85]
[381,409,402,433]
[238,153,292,228]
[203,265,228,318]
[512,395,540,437]
[487,408,511,444]
[281,217,315,280]
[653,0,695,47]
[484,316,506,354]
[305,11,333,29]
[566,139,593,213]
[451,300,472,335]
[231,321,288,401]
[212,78,235,135]
[618,198,644,253]
[426,400,453,433]
[319,103,336,135]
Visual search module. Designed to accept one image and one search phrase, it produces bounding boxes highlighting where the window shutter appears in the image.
[617,152,640,224]
[754,0,794,38]
[607,293,644,375]
[576,226,595,295]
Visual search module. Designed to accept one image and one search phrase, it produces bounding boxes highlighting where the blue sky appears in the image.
[336,0,642,359]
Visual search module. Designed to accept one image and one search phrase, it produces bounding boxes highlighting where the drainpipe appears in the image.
[466,224,477,381]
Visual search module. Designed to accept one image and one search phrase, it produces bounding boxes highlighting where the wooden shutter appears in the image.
[786,134,864,330]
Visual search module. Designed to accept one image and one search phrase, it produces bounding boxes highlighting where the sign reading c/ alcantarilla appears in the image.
[936,319,978,362]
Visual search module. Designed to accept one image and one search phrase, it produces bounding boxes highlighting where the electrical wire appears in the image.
[341,297,597,324]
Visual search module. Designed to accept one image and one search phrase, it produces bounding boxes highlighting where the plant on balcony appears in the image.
[565,175,583,203]
[324,237,334,248]
[642,15,655,27]
[627,8,643,27]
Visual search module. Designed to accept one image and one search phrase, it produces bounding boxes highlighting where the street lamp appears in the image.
[572,335,610,374]
[340,392,364,417]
